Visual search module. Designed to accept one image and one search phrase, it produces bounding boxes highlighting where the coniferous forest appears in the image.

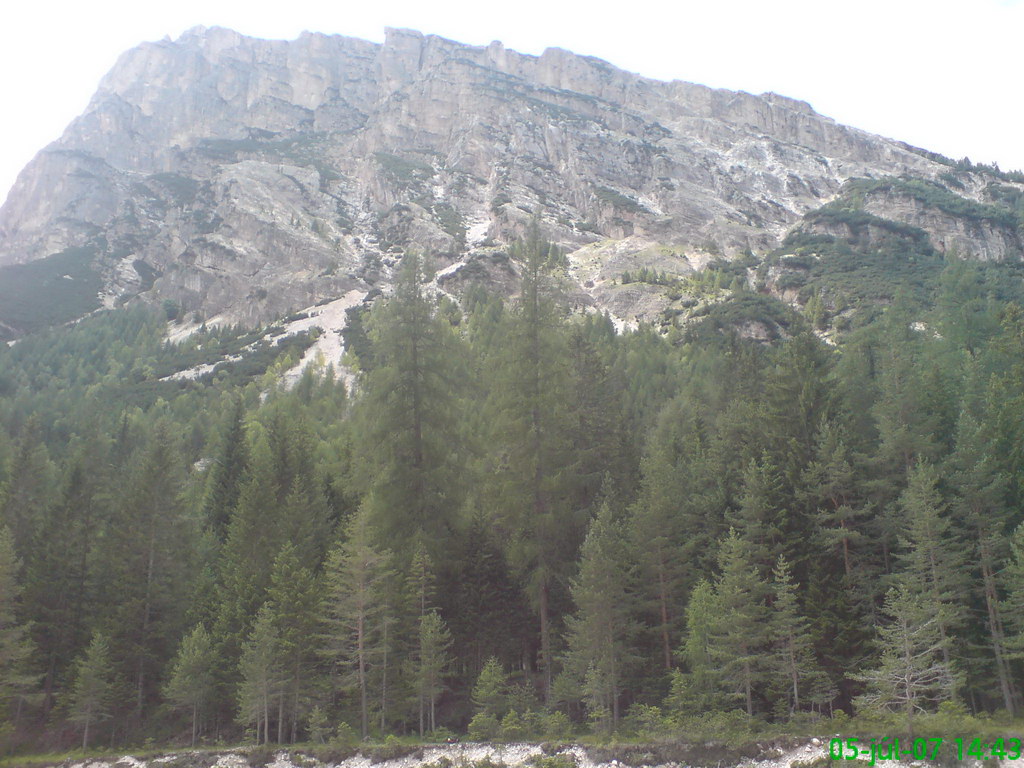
[6,230,1024,757]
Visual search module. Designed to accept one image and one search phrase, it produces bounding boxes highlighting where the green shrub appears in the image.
[542,711,573,740]
[333,721,358,747]
[468,711,501,740]
[499,710,527,741]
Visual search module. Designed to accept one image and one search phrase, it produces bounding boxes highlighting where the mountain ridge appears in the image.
[0,26,1020,338]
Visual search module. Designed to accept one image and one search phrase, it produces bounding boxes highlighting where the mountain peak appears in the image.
[0,26,1019,339]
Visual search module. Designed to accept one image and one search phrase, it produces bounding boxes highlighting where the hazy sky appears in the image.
[2,0,1022,206]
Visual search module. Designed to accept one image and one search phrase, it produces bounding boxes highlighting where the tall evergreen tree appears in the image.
[164,624,217,746]
[768,556,821,715]
[947,411,1017,713]
[97,419,192,722]
[415,610,452,735]
[24,440,108,715]
[322,509,394,739]
[708,530,769,716]
[0,526,36,732]
[894,461,967,673]
[489,225,579,699]
[0,415,55,559]
[667,579,725,717]
[67,633,114,750]
[471,657,509,719]
[358,251,465,557]
[854,583,957,736]
[236,606,281,745]
[265,544,320,743]
[562,496,637,727]
[202,396,249,539]
[629,446,686,671]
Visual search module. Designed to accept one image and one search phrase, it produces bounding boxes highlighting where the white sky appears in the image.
[2,0,1022,207]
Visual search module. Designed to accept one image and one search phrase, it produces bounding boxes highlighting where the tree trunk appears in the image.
[658,565,672,669]
[357,613,368,739]
[539,579,551,701]
[277,691,284,743]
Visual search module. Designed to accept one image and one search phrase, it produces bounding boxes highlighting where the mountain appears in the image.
[0,26,1022,339]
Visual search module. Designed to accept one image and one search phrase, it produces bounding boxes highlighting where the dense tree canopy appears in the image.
[4,241,1024,753]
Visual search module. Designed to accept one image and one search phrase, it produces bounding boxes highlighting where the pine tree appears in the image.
[708,529,769,717]
[24,450,104,715]
[489,225,579,699]
[471,657,509,718]
[801,423,863,579]
[894,461,966,674]
[728,456,787,575]
[947,411,1017,713]
[0,526,36,731]
[854,584,957,736]
[213,427,282,691]
[415,610,452,735]
[67,633,114,750]
[667,579,725,717]
[164,624,217,746]
[768,556,820,715]
[322,509,394,739]
[97,419,192,720]
[265,543,320,743]
[451,511,530,670]
[629,446,686,671]
[0,415,55,559]
[357,251,464,557]
[236,605,281,744]
[202,396,249,539]
[562,496,638,728]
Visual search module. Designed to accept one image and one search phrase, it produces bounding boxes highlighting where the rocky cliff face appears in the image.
[0,26,1020,335]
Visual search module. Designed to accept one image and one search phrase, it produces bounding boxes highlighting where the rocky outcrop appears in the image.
[0,26,1019,333]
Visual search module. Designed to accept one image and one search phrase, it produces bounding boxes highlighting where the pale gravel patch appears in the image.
[55,740,843,768]
[466,217,491,247]
[279,289,366,391]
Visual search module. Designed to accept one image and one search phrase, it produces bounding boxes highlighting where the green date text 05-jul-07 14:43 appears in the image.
[830,738,1024,764]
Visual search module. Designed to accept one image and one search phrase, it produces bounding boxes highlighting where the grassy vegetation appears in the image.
[684,293,805,343]
[846,176,1020,229]
[374,152,436,183]
[0,247,103,338]
[594,186,647,215]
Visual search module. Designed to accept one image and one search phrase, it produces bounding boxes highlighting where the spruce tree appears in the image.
[236,605,281,744]
[24,451,103,715]
[322,509,394,739]
[768,556,820,715]
[489,225,578,699]
[895,461,966,673]
[629,446,686,671]
[265,543,320,743]
[854,584,957,736]
[562,496,638,728]
[0,526,36,732]
[471,657,509,718]
[67,633,114,750]
[415,610,452,735]
[0,415,55,559]
[708,529,769,717]
[97,419,191,720]
[947,411,1017,713]
[667,579,724,717]
[357,251,464,557]
[164,624,216,746]
[202,395,249,539]
[213,427,281,687]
